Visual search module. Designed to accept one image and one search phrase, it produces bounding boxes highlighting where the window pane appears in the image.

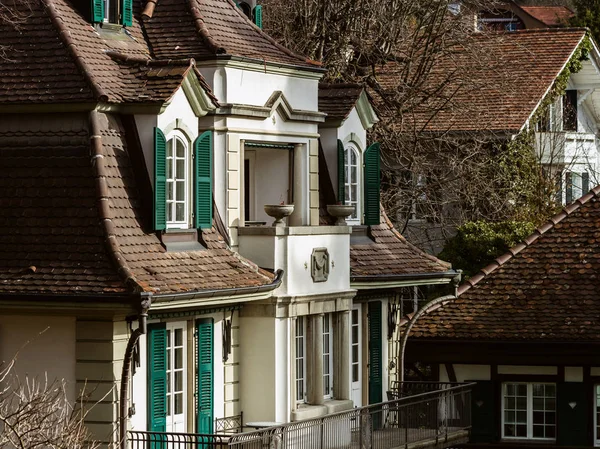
[546,398,555,410]
[352,345,358,361]
[546,412,555,424]
[533,384,543,397]
[175,371,183,391]
[167,182,174,201]
[517,425,527,437]
[546,384,556,397]
[176,203,185,221]
[350,149,356,165]
[351,185,357,203]
[517,411,526,423]
[533,411,544,424]
[352,365,359,382]
[176,181,185,200]
[167,372,171,392]
[504,411,515,423]
[546,425,555,438]
[175,348,183,369]
[516,397,527,410]
[167,203,173,222]
[167,394,171,416]
[175,393,183,414]
[167,158,173,178]
[351,166,357,183]
[517,384,527,396]
[176,159,185,179]
[506,397,515,409]
[504,425,515,437]
[352,326,358,343]
[167,140,173,157]
[176,140,185,158]
[533,425,544,438]
[533,398,544,411]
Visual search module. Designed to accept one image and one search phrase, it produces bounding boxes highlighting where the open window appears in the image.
[243,142,294,225]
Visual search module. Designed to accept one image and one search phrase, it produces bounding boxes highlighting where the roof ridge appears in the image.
[42,0,108,102]
[456,187,600,297]
[187,0,226,54]
[89,110,143,293]
[222,0,321,67]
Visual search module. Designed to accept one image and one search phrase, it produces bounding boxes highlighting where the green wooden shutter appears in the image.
[363,143,381,225]
[368,301,382,405]
[196,319,214,434]
[121,0,133,26]
[337,140,345,204]
[154,128,167,231]
[91,0,104,23]
[147,323,167,433]
[583,172,590,195]
[470,380,497,443]
[557,382,589,446]
[253,5,263,29]
[194,131,213,229]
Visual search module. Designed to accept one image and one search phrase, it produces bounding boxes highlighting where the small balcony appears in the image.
[127,382,474,449]
[237,224,352,297]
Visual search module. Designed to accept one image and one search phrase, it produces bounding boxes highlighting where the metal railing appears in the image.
[128,383,473,449]
[128,430,228,449]
[390,381,469,398]
[229,383,473,449]
[215,413,244,434]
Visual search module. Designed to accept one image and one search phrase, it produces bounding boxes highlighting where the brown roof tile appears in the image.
[412,185,600,341]
[371,28,586,133]
[319,84,364,122]
[520,6,574,27]
[350,211,453,279]
[0,111,273,297]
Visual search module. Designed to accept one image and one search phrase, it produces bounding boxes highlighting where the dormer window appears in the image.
[344,144,360,222]
[92,0,132,26]
[154,128,213,232]
[166,133,190,228]
[336,140,380,226]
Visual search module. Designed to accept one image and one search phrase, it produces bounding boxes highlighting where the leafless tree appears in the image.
[0,359,99,449]
[0,0,33,61]
[262,0,587,253]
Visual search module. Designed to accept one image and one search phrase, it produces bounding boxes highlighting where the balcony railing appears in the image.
[128,383,473,449]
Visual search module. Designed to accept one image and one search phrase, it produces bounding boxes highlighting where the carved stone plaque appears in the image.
[311,247,330,282]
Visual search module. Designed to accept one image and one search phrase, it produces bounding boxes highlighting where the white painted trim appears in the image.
[355,90,379,130]
[195,59,324,81]
[501,382,556,442]
[209,127,320,139]
[351,278,454,289]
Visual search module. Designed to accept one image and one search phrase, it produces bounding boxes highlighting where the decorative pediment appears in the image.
[214,91,326,123]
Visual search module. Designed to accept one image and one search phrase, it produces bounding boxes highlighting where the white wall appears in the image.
[135,87,200,188]
[0,315,76,402]
[199,66,320,112]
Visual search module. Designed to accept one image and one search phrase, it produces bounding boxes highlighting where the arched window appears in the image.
[344,145,360,221]
[166,132,190,227]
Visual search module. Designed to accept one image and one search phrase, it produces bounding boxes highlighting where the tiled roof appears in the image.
[520,6,574,27]
[97,112,275,294]
[319,84,364,122]
[350,211,453,279]
[412,186,600,341]
[0,0,93,104]
[371,28,586,133]
[0,111,274,297]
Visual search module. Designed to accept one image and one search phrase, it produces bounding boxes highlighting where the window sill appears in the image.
[291,399,353,422]
[161,229,205,252]
[500,438,557,445]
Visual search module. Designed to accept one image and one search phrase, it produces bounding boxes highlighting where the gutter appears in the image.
[351,270,460,289]
[152,269,284,305]
[119,293,152,449]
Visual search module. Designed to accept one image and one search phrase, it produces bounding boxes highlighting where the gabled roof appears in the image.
[0,111,274,297]
[371,28,588,134]
[519,5,574,27]
[0,0,318,107]
[412,186,600,341]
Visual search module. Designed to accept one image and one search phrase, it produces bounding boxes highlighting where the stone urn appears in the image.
[264,204,295,227]
[327,204,355,225]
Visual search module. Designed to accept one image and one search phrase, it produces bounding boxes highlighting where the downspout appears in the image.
[397,271,461,383]
[120,292,152,449]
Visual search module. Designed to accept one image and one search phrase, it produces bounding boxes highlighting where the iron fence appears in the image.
[390,381,468,398]
[128,430,228,449]
[129,383,473,449]
[228,383,474,449]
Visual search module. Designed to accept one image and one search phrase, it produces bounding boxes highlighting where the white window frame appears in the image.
[295,316,307,403]
[166,322,187,433]
[501,382,556,441]
[344,144,361,224]
[166,131,191,229]
[350,306,361,395]
[103,0,110,21]
[323,313,334,399]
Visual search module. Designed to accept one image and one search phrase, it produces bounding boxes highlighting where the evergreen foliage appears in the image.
[570,1,600,47]
[439,220,536,279]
